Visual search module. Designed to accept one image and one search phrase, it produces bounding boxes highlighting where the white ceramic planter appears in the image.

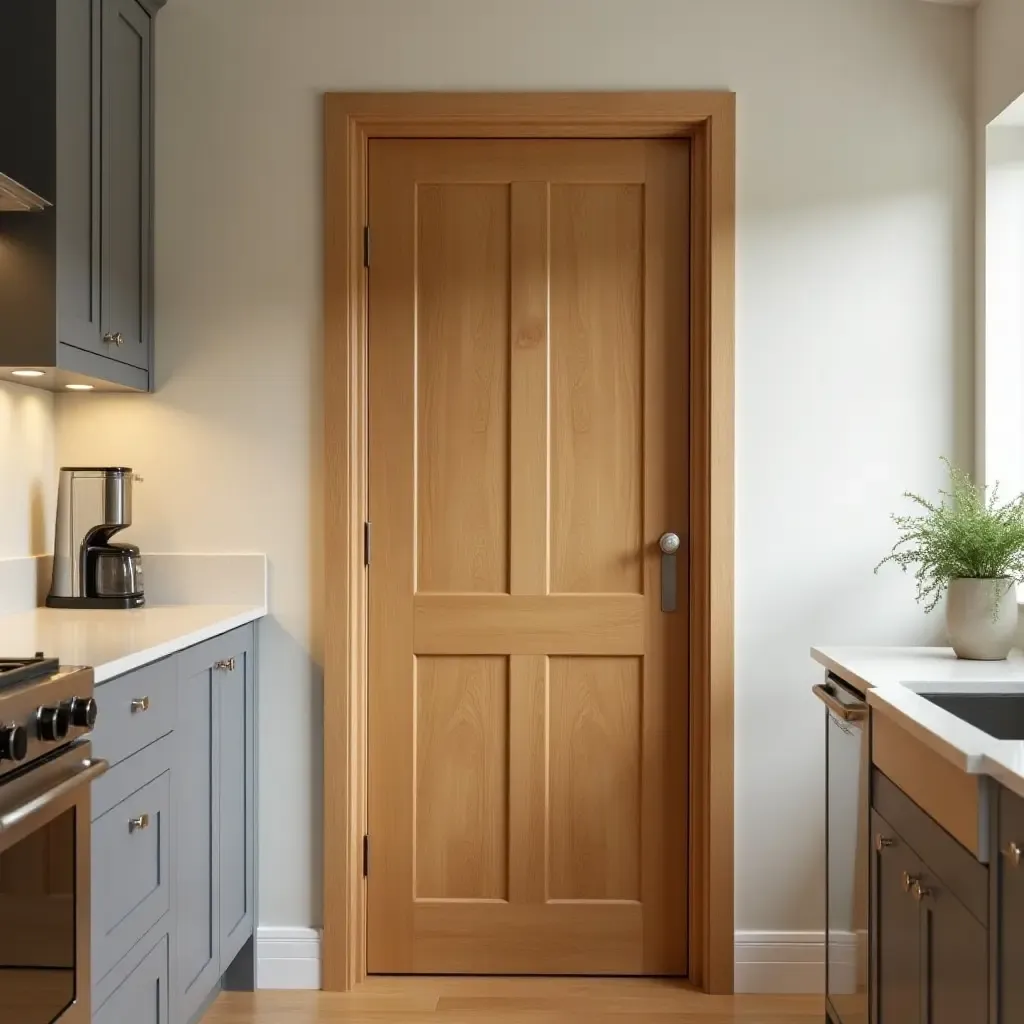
[945,577,1018,660]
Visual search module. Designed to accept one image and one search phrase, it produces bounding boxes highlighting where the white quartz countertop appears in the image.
[0,604,266,683]
[812,645,1024,800]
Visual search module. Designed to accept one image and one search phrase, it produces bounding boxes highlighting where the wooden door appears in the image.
[367,138,690,975]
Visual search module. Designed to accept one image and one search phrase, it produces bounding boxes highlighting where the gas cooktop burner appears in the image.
[0,653,60,689]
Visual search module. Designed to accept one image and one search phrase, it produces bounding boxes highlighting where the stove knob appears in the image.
[67,697,98,729]
[37,705,70,742]
[0,724,27,763]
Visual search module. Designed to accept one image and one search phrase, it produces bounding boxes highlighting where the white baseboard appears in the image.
[734,930,828,994]
[256,927,322,990]
[255,927,833,995]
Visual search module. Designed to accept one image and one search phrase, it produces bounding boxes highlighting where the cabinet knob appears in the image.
[103,331,124,347]
[911,880,931,902]
[902,871,919,893]
[213,658,236,672]
[128,814,150,834]
[130,697,150,714]
[1006,842,1022,868]
[875,834,894,853]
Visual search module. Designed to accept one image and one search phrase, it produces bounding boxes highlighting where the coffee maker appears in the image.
[47,467,145,609]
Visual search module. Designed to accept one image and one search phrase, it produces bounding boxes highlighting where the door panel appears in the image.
[368,138,690,975]
[550,183,644,595]
[415,656,510,901]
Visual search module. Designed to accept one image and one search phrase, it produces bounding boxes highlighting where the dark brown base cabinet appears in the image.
[89,624,257,1023]
[995,786,1024,1024]
[871,772,988,1024]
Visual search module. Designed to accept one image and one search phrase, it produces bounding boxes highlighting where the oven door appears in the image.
[814,679,869,1024]
[0,742,108,1024]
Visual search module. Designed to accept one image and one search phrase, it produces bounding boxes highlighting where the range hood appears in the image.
[0,172,49,212]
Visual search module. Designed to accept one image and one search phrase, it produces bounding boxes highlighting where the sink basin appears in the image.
[920,692,1024,741]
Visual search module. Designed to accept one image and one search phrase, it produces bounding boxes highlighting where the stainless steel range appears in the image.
[0,654,107,1024]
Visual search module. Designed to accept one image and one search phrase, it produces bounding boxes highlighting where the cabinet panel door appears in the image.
[56,0,103,354]
[872,811,923,1024]
[175,662,220,1022]
[93,932,169,1024]
[218,637,255,970]
[925,878,987,1024]
[101,0,151,371]
[999,787,1024,1023]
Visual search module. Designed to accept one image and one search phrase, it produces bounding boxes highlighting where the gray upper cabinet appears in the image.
[101,0,152,372]
[0,0,159,392]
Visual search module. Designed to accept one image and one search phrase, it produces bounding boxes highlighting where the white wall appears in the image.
[0,381,54,559]
[977,0,1024,125]
[55,0,974,939]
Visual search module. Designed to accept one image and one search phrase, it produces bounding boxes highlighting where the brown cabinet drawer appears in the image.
[92,657,176,768]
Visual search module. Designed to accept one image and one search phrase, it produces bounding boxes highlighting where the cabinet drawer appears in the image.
[93,928,169,1024]
[92,738,171,984]
[93,657,176,767]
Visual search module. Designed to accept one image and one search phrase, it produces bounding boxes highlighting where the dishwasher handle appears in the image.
[812,683,867,722]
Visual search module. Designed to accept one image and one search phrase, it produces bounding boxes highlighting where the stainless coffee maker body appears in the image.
[47,468,145,609]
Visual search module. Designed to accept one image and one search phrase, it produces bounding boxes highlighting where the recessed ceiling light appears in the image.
[64,384,94,391]
[11,369,45,377]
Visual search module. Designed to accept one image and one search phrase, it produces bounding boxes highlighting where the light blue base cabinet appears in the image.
[90,623,258,1023]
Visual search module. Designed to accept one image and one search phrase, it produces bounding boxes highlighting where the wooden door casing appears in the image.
[367,139,690,975]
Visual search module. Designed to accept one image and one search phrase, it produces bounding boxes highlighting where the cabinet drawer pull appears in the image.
[875,834,893,853]
[1006,842,1022,868]
[130,697,150,714]
[103,331,124,347]
[128,814,150,834]
[213,658,236,672]
[911,880,931,902]
[902,871,919,893]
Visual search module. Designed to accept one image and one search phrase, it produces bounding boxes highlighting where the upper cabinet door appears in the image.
[56,0,103,355]
[101,0,152,372]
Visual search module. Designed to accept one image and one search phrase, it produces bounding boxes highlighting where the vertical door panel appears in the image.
[1000,787,1024,1024]
[550,184,644,596]
[368,139,689,975]
[101,0,151,371]
[219,641,255,969]
[417,184,511,595]
[56,0,102,353]
[175,663,219,1020]
[548,657,641,901]
[415,656,509,900]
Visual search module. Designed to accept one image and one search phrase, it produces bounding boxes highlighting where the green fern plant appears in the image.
[875,459,1024,612]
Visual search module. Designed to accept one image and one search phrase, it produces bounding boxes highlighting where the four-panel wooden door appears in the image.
[367,138,691,974]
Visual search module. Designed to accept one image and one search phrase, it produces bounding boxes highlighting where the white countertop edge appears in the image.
[92,605,266,682]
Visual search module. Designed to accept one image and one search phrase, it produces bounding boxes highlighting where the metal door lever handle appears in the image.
[659,532,680,612]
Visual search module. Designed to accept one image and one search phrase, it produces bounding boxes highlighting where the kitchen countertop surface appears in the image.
[0,604,266,683]
[812,644,1024,801]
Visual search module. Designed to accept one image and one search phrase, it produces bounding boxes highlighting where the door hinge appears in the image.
[363,834,370,877]
[364,521,371,566]
[363,225,370,268]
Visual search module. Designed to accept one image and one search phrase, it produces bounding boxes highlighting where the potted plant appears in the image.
[876,459,1024,660]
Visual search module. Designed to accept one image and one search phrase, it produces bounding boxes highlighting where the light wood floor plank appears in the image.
[203,981,821,1022]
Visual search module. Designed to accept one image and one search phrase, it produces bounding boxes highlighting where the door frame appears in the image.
[322,91,736,994]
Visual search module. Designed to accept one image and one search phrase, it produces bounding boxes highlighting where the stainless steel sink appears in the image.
[920,692,1024,741]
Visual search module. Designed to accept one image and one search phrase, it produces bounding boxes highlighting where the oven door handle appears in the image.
[812,683,867,722]
[0,757,109,832]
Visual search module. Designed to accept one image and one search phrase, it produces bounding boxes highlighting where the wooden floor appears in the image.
[203,978,822,1023]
